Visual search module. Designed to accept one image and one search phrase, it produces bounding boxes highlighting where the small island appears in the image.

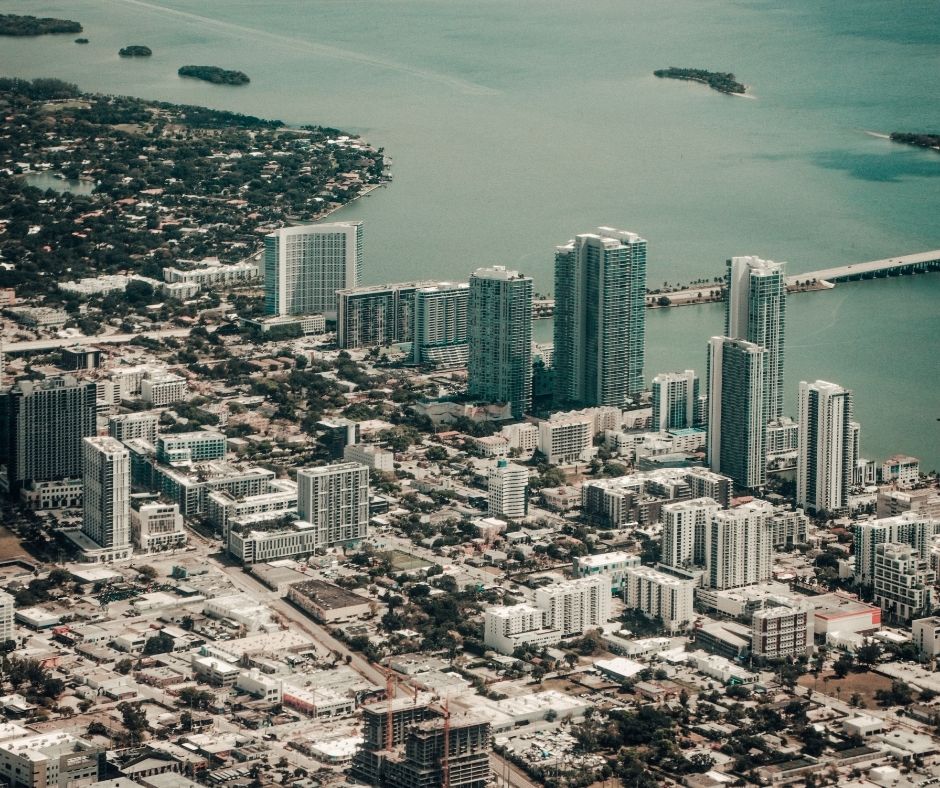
[119,45,152,57]
[178,65,249,86]
[75,38,89,45]
[654,67,746,96]
[0,13,83,36]
[889,133,940,153]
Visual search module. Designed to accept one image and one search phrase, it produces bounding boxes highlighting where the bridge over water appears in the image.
[787,249,940,285]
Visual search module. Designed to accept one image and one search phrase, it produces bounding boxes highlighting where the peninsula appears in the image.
[654,67,746,95]
[119,45,152,57]
[178,65,249,86]
[0,13,82,36]
[890,132,940,153]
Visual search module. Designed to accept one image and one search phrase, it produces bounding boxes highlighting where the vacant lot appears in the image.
[0,525,31,562]
[798,668,893,708]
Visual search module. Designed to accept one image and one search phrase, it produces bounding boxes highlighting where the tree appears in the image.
[856,641,882,667]
[833,652,854,678]
[118,702,149,743]
[143,631,174,655]
[115,658,134,675]
[137,565,159,581]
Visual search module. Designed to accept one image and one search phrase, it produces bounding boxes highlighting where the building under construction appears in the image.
[350,694,491,788]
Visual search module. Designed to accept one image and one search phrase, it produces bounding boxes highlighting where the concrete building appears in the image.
[264,221,362,319]
[912,617,940,659]
[467,266,532,419]
[0,376,97,490]
[706,500,774,590]
[877,487,940,520]
[140,372,186,407]
[660,497,721,570]
[0,732,100,788]
[769,507,809,549]
[724,255,786,422]
[751,599,814,659]
[130,496,186,553]
[343,443,395,473]
[706,336,766,490]
[651,369,700,432]
[163,258,259,289]
[534,576,611,638]
[483,604,560,655]
[207,479,297,534]
[18,479,83,511]
[108,411,160,445]
[500,422,538,456]
[155,432,226,465]
[874,542,935,622]
[336,280,432,349]
[881,455,920,488]
[623,565,695,632]
[487,460,528,520]
[383,716,491,788]
[82,437,132,562]
[572,551,640,594]
[0,591,13,645]
[287,580,372,623]
[554,227,646,406]
[537,413,594,465]
[854,512,940,585]
[797,380,856,515]
[297,462,369,547]
[412,282,470,367]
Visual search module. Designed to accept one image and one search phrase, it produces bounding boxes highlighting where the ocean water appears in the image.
[1,0,938,467]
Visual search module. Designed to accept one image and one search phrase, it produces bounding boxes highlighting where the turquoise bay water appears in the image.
[1,0,938,466]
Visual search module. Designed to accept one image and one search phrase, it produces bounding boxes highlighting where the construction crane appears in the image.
[441,698,450,788]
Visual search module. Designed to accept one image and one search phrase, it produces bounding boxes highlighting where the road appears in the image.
[4,327,193,353]
[215,561,386,686]
[489,752,542,788]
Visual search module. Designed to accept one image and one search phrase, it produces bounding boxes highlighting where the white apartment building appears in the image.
[706,500,774,590]
[207,478,297,534]
[660,497,721,570]
[131,498,186,553]
[264,222,362,319]
[572,551,640,594]
[0,732,100,788]
[912,617,940,659]
[881,455,920,488]
[483,604,561,655]
[854,512,940,585]
[501,422,539,456]
[797,380,856,514]
[623,565,695,632]
[0,591,14,644]
[297,462,370,547]
[874,542,935,622]
[751,600,815,659]
[140,371,187,407]
[487,461,528,520]
[412,282,469,367]
[108,411,160,445]
[534,576,611,638]
[81,437,132,562]
[344,443,395,473]
[163,258,260,289]
[228,520,322,565]
[156,431,226,465]
[651,370,699,432]
[537,414,594,465]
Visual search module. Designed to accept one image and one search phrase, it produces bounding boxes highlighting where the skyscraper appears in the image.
[297,462,370,547]
[82,436,131,556]
[554,228,646,406]
[487,460,528,520]
[412,282,470,367]
[797,380,856,515]
[651,370,700,432]
[0,376,97,490]
[660,497,721,569]
[468,266,533,419]
[706,500,775,590]
[336,281,434,349]
[724,255,786,422]
[707,336,767,490]
[264,222,362,319]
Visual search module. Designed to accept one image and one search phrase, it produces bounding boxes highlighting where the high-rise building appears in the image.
[853,512,940,585]
[534,576,611,637]
[0,590,13,644]
[874,542,935,622]
[0,376,97,490]
[660,497,721,569]
[297,462,369,547]
[706,337,767,490]
[264,222,362,319]
[724,255,786,422]
[82,436,131,556]
[108,411,160,445]
[651,370,700,432]
[487,460,528,520]
[623,565,696,633]
[554,228,646,406]
[751,599,815,659]
[467,266,533,418]
[797,380,856,515]
[412,282,470,367]
[706,500,774,589]
[336,281,433,349]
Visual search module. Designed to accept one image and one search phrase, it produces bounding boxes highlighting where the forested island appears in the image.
[178,65,250,86]
[0,13,82,36]
[0,77,388,300]
[119,45,152,57]
[75,38,89,45]
[890,133,940,153]
[654,67,746,95]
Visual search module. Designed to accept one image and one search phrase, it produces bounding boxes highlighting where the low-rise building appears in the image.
[0,732,101,787]
[572,551,640,594]
[343,443,395,472]
[912,616,940,659]
[483,604,561,655]
[19,478,83,510]
[287,580,373,623]
[130,496,186,553]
